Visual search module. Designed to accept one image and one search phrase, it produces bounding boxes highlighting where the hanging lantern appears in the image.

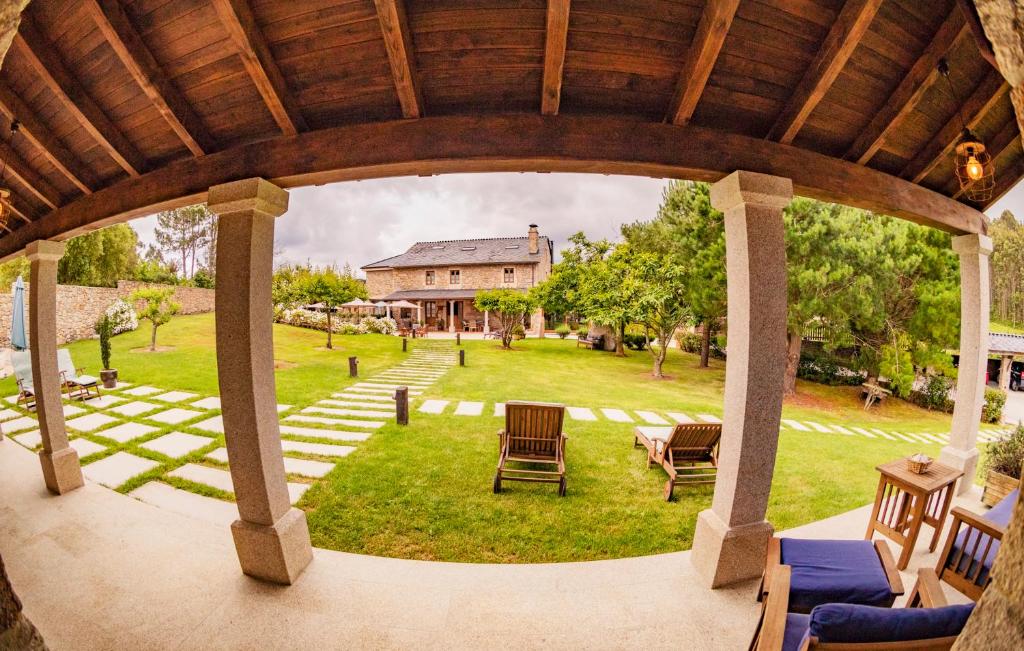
[953,129,995,202]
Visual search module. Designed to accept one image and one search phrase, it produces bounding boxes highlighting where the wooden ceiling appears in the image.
[0,0,1018,255]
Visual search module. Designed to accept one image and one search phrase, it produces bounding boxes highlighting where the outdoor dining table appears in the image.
[864,457,963,570]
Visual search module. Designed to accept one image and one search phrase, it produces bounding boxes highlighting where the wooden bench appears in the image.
[576,334,604,350]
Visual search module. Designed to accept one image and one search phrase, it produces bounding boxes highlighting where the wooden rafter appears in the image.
[984,155,1024,210]
[211,0,307,135]
[540,0,571,116]
[6,199,33,224]
[665,0,739,125]
[845,10,967,164]
[14,13,147,176]
[767,0,883,143]
[0,81,95,194]
[955,0,999,69]
[373,0,423,119]
[953,118,1021,199]
[84,0,215,156]
[0,137,62,210]
[902,71,1009,183]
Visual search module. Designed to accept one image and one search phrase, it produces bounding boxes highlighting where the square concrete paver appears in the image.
[83,452,159,488]
[285,415,384,429]
[494,403,505,417]
[62,404,86,418]
[4,416,38,433]
[153,391,200,403]
[129,482,237,527]
[0,408,20,421]
[12,430,41,448]
[303,406,394,419]
[141,432,215,458]
[667,412,695,424]
[782,419,811,432]
[206,447,336,478]
[453,401,484,416]
[147,408,204,425]
[600,408,633,423]
[82,394,125,408]
[567,407,596,421]
[635,410,669,425]
[280,439,356,457]
[279,425,371,442]
[192,416,224,434]
[169,463,309,504]
[69,437,106,457]
[418,400,449,414]
[697,414,722,424]
[123,386,162,396]
[190,397,221,410]
[110,401,161,417]
[99,422,160,443]
[66,413,119,432]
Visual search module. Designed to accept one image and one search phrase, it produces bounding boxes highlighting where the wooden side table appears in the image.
[864,458,963,570]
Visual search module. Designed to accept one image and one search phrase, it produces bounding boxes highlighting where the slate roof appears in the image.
[381,289,525,301]
[990,333,1024,355]
[362,236,550,270]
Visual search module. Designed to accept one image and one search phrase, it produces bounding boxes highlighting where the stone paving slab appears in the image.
[192,416,224,434]
[419,399,449,414]
[147,408,205,425]
[0,408,20,421]
[66,413,119,432]
[110,401,162,417]
[285,414,385,429]
[69,437,106,457]
[697,414,722,424]
[280,439,357,457]
[303,406,394,419]
[454,401,484,416]
[169,463,309,504]
[891,432,915,443]
[190,397,222,410]
[667,412,695,424]
[782,419,811,431]
[805,421,833,433]
[494,403,505,417]
[123,386,162,396]
[601,408,633,423]
[62,405,86,418]
[319,399,396,411]
[206,447,336,478]
[332,392,392,402]
[83,451,159,488]
[129,481,237,527]
[635,410,668,425]
[153,391,200,403]
[99,422,160,443]
[4,416,37,433]
[82,395,126,408]
[141,432,215,458]
[347,387,422,396]
[567,407,596,421]
[830,425,855,436]
[11,430,41,448]
[279,425,371,442]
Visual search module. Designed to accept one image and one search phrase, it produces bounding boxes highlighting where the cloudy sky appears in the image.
[130,172,1023,275]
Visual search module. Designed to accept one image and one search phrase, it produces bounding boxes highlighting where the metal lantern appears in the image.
[953,129,995,202]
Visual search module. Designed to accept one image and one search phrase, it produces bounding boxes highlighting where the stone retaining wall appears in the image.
[0,281,215,346]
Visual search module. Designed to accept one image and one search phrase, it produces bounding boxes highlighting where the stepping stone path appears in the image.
[123,386,162,397]
[12,430,41,448]
[567,407,597,421]
[494,403,505,417]
[285,414,385,428]
[169,463,309,504]
[453,401,483,416]
[69,437,106,457]
[419,400,449,414]
[147,408,205,425]
[141,432,215,458]
[99,422,160,443]
[601,408,633,423]
[66,413,119,432]
[153,391,200,403]
[83,395,125,408]
[129,482,238,527]
[636,410,669,425]
[83,452,158,488]
[4,416,37,433]
[668,413,695,424]
[110,401,161,417]
[62,405,85,418]
[206,447,335,478]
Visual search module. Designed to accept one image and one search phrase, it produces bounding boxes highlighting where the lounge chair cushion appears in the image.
[68,374,98,385]
[780,538,893,611]
[782,613,810,651]
[946,488,1018,586]
[808,603,974,644]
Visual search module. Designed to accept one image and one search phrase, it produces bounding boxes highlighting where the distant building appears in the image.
[362,225,553,334]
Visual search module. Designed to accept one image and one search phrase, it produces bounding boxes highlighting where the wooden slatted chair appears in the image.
[633,422,721,500]
[493,401,568,496]
[11,350,35,410]
[57,348,101,401]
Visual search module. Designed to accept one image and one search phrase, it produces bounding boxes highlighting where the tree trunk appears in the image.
[699,322,711,368]
[784,329,802,396]
[150,321,157,351]
[652,343,667,378]
[1,554,48,650]
[326,310,333,350]
[615,322,626,356]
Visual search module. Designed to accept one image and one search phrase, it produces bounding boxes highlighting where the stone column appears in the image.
[208,178,312,585]
[483,310,490,334]
[1000,355,1013,392]
[691,171,791,589]
[26,240,83,495]
[941,234,993,495]
[448,300,455,333]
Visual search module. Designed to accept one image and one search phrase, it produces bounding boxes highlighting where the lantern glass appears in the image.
[954,134,995,202]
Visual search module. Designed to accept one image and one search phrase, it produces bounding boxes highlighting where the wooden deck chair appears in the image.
[634,422,721,500]
[57,349,101,401]
[11,350,35,410]
[494,401,568,496]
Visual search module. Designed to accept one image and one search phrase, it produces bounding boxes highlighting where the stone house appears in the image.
[362,225,552,334]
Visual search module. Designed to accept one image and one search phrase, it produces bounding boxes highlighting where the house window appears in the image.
[503,267,515,283]
[426,302,436,318]
[449,269,460,285]
[425,270,435,285]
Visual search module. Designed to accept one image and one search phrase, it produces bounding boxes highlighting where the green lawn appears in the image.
[5,314,977,563]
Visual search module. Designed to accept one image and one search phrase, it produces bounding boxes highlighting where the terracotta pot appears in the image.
[100,369,118,389]
[982,469,1019,507]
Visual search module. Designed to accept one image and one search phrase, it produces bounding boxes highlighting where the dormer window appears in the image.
[430,245,444,250]
[505,244,520,249]
[425,270,435,285]
[460,246,476,251]
[503,267,515,283]
[449,269,460,285]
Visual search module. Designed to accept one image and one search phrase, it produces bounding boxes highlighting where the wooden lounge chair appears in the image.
[11,350,35,410]
[761,537,904,614]
[493,401,568,496]
[633,422,721,500]
[576,333,603,349]
[752,567,971,651]
[57,348,101,401]
[933,487,1018,601]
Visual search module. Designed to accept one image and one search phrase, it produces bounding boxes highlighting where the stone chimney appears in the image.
[528,224,539,254]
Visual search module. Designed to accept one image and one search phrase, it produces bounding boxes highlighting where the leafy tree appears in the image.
[133,259,180,285]
[990,210,1024,325]
[131,287,180,351]
[475,289,536,349]
[58,224,139,287]
[295,268,365,349]
[0,256,28,290]
[531,232,603,322]
[154,205,214,279]
[191,269,215,289]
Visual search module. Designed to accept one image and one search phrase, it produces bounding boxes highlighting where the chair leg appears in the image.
[664,479,675,502]
[492,473,502,494]
[558,476,566,497]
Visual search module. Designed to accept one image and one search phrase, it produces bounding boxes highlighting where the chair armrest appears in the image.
[761,537,782,597]
[910,568,948,608]
[497,429,505,437]
[755,565,792,651]
[874,540,905,596]
[949,506,1008,540]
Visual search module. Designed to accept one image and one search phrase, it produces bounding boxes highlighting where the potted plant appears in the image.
[95,314,118,388]
[981,423,1023,507]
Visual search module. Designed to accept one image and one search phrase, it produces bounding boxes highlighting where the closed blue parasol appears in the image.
[10,275,26,350]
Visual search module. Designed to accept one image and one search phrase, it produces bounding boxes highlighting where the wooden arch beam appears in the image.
[665,0,739,125]
[0,114,987,261]
[0,136,62,210]
[374,0,423,119]
[541,0,571,116]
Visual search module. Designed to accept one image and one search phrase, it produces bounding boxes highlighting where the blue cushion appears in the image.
[946,489,1018,586]
[783,613,810,651]
[809,603,974,643]
[780,538,894,611]
[987,489,1020,527]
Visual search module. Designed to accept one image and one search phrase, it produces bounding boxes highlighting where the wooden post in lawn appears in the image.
[395,386,409,425]
[402,337,407,352]
[459,349,465,366]
[456,332,461,346]
[348,356,358,377]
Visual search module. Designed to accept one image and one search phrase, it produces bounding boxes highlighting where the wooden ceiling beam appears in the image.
[984,155,1024,210]
[540,0,571,116]
[845,10,967,164]
[767,0,883,143]
[374,0,423,119]
[902,70,1009,183]
[5,197,34,224]
[0,137,63,210]
[14,13,147,177]
[0,81,96,194]
[211,0,307,135]
[85,0,215,156]
[665,0,739,125]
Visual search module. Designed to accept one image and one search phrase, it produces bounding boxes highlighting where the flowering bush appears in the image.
[274,309,397,336]
[105,299,138,334]
[360,316,397,335]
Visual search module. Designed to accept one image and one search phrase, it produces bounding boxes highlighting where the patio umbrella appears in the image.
[9,275,27,351]
[374,300,390,318]
[340,298,367,309]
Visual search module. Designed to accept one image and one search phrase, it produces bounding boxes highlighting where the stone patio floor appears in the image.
[0,434,984,650]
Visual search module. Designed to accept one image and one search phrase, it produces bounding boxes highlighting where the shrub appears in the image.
[576,326,588,339]
[191,269,215,288]
[105,299,138,334]
[622,333,647,351]
[920,374,954,411]
[131,288,180,351]
[984,423,1024,479]
[511,324,526,340]
[797,350,864,386]
[677,332,701,353]
[982,388,1007,424]
[554,324,571,339]
[360,316,397,335]
[94,314,113,370]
